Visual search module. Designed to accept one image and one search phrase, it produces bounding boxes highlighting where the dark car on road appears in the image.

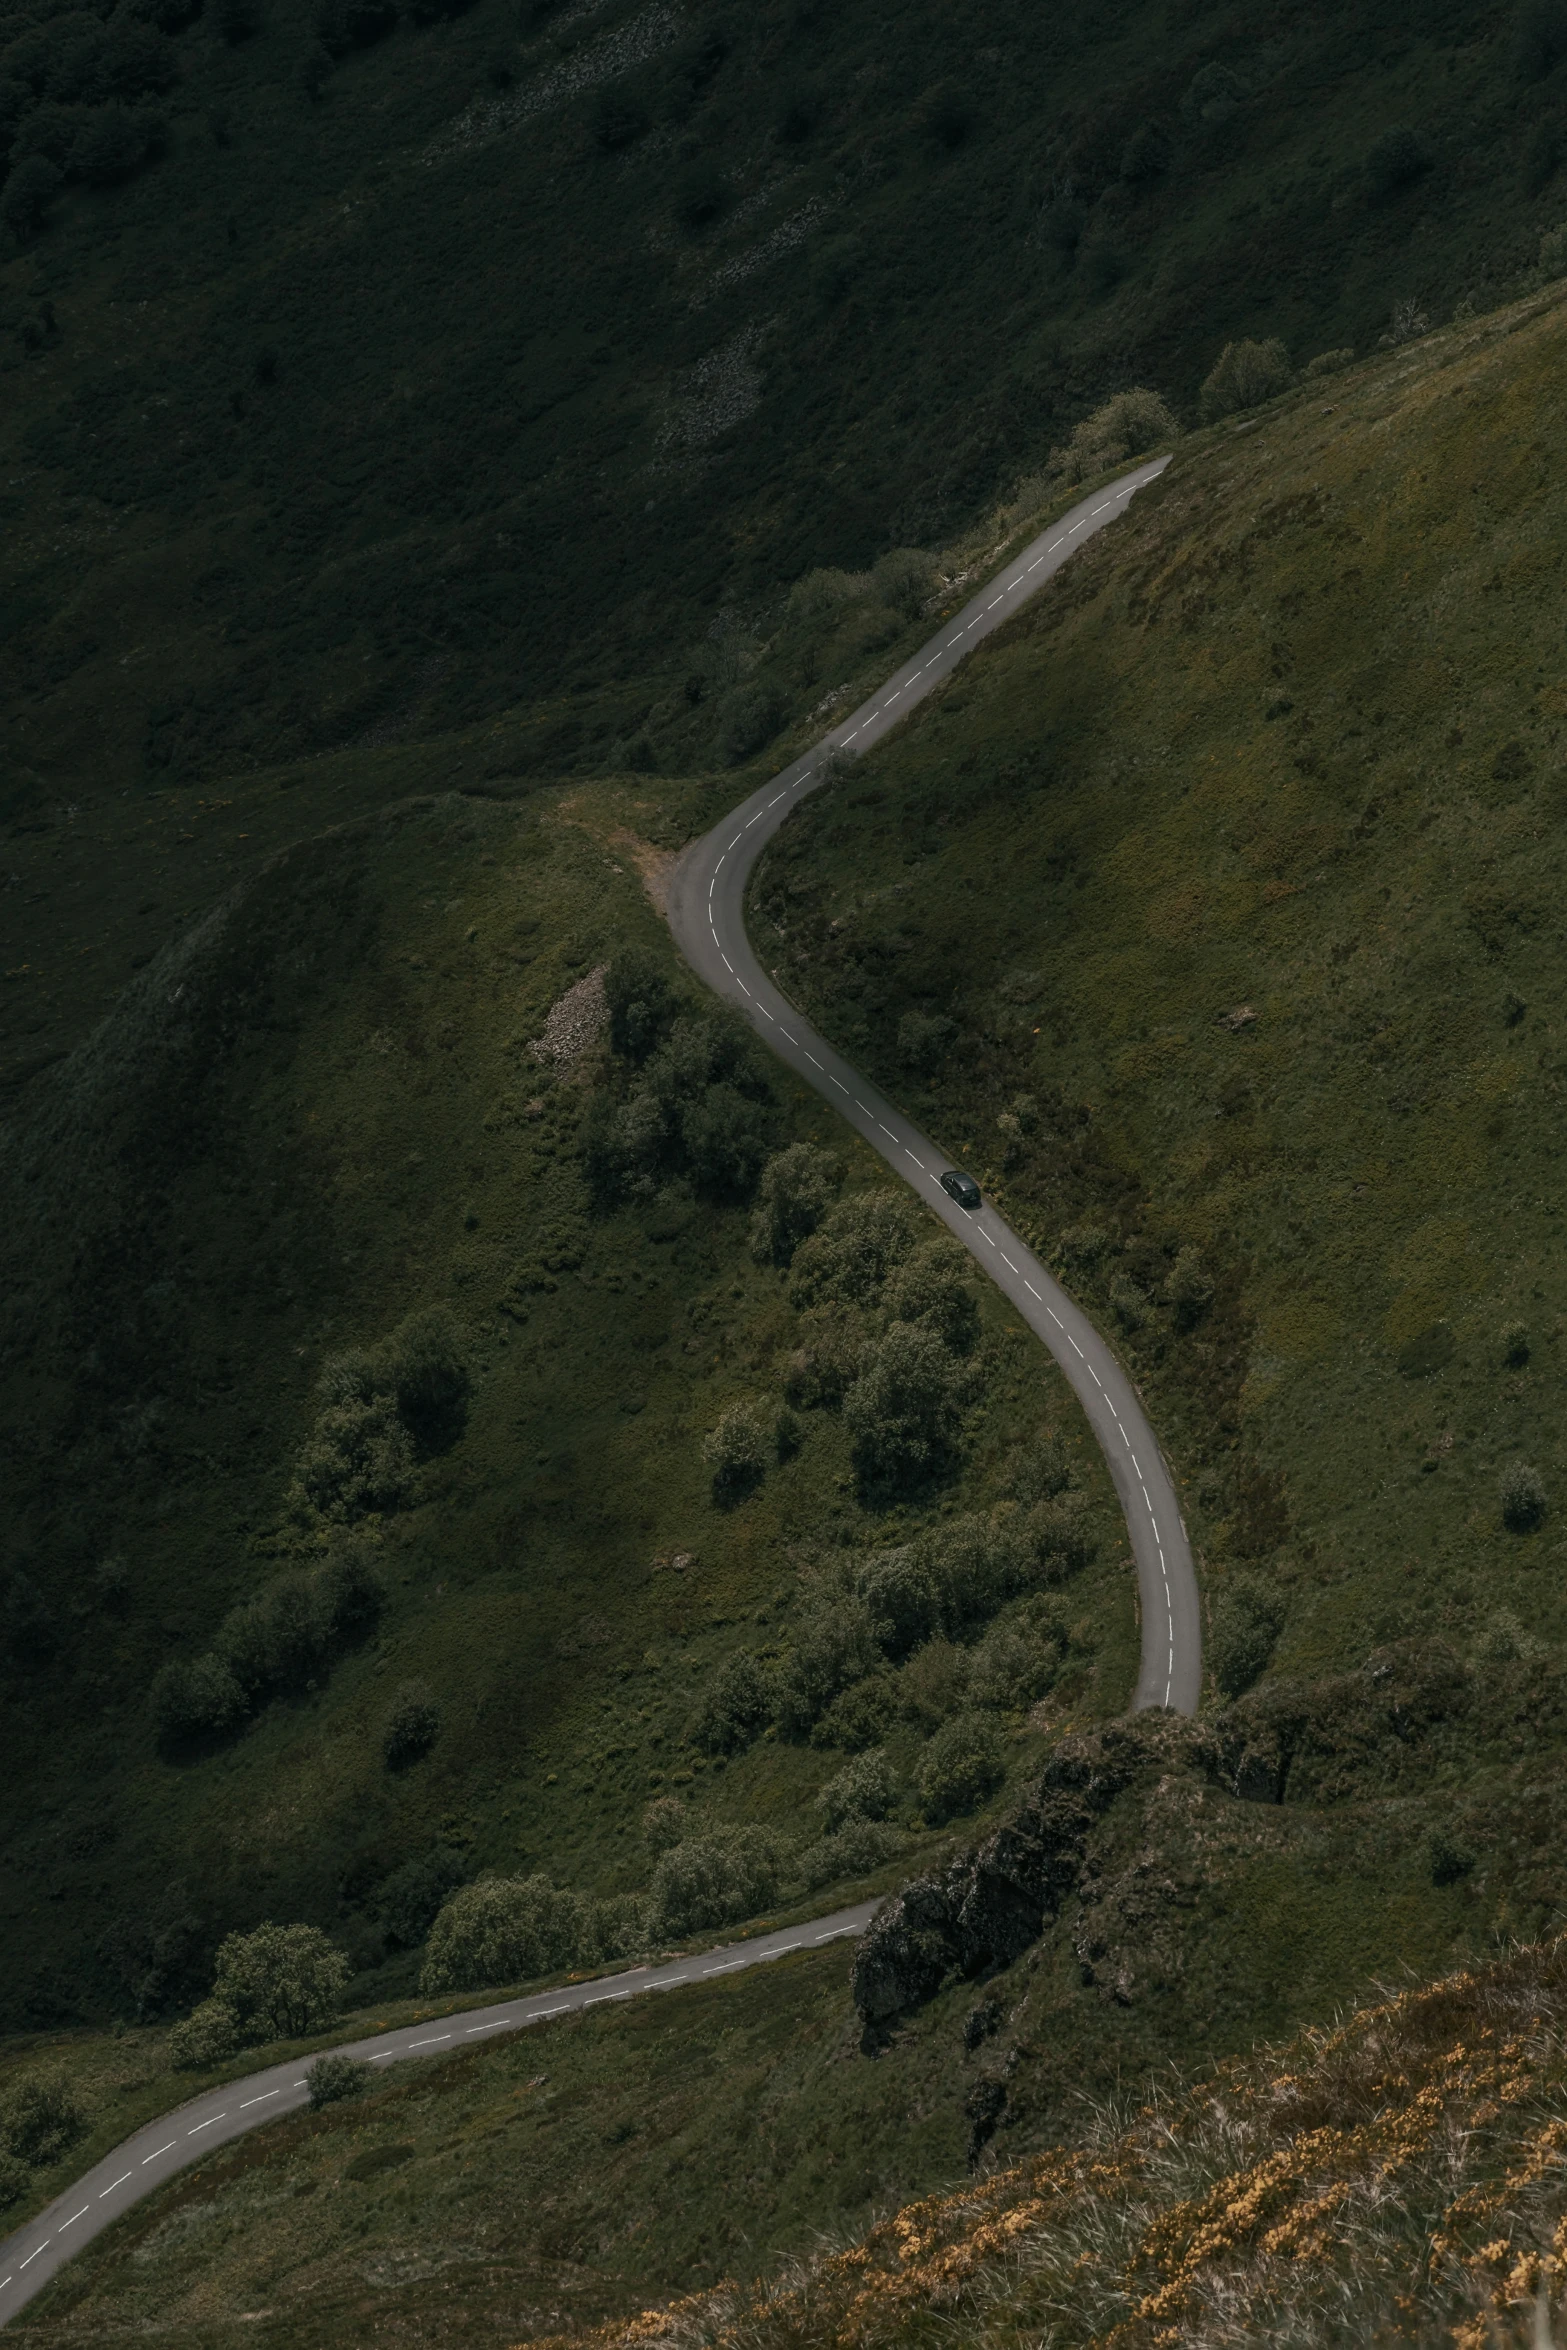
[939,1170,981,1211]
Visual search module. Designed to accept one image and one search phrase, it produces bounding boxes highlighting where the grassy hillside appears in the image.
[556,1931,1567,2350]
[0,764,1144,2040]
[8,0,1567,1030]
[756,278,1567,1716]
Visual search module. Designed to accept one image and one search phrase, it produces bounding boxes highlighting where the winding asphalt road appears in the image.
[0,1903,877,2322]
[669,455,1200,1719]
[0,456,1196,2327]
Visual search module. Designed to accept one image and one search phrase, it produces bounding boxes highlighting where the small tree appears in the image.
[382,1680,441,1768]
[844,1322,964,1490]
[378,1845,467,1946]
[703,1400,771,1502]
[151,1652,248,1743]
[690,1650,772,1753]
[305,2054,372,2109]
[917,1713,1004,1822]
[749,1143,840,1265]
[886,1237,980,1355]
[1500,1461,1547,1532]
[211,1921,350,2041]
[1364,125,1430,201]
[1501,1321,1531,1369]
[872,548,937,618]
[605,946,674,1062]
[420,1875,587,1994]
[387,1306,470,1450]
[1199,338,1293,422]
[1165,1246,1214,1331]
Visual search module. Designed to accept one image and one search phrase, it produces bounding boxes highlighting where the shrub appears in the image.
[799,1817,903,1890]
[775,1596,881,1735]
[1,1570,54,1659]
[215,0,262,39]
[1365,126,1430,200]
[898,1636,971,1729]
[1210,1576,1285,1698]
[789,1193,916,1309]
[1429,1829,1474,1887]
[212,1921,351,2040]
[1047,388,1178,484]
[811,1671,895,1750]
[887,1237,980,1355]
[923,1513,1023,1630]
[1024,1490,1097,1579]
[385,1306,470,1450]
[2,153,58,236]
[1119,120,1170,184]
[306,2054,372,2109]
[151,1652,248,1742]
[378,1845,467,1945]
[1502,1321,1531,1368]
[1542,222,1567,281]
[2,2072,85,2166]
[1304,347,1355,377]
[918,1713,1005,1821]
[750,1143,840,1264]
[1500,1461,1547,1532]
[605,946,674,1061]
[1006,1428,1071,1505]
[73,103,155,182]
[703,1399,771,1502]
[896,1009,955,1072]
[648,1825,782,1938]
[690,1650,773,1753]
[969,1599,1067,1710]
[717,679,783,762]
[421,1876,586,1993]
[217,1570,332,1698]
[1165,1245,1214,1330]
[871,547,937,618]
[845,1323,965,1490]
[1199,338,1293,422]
[167,1995,241,2069]
[382,1679,441,1768]
[817,1748,894,1830]
[856,1547,937,1657]
[642,1795,690,1853]
[592,85,648,150]
[0,2151,27,2208]
[292,1394,415,1521]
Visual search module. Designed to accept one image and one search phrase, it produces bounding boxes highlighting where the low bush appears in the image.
[856,1547,937,1658]
[1304,347,1355,377]
[789,1193,916,1310]
[1365,125,1430,200]
[1209,1576,1285,1699]
[703,1399,771,1502]
[642,1794,691,1853]
[798,1816,903,1890]
[306,2053,372,2109]
[150,1651,248,1742]
[1500,1460,1547,1532]
[1199,338,1293,421]
[775,1594,881,1736]
[717,679,784,762]
[382,1679,441,1768]
[648,1825,782,1938]
[605,946,674,1062]
[968,1597,1068,1709]
[817,1748,894,1829]
[0,2152,26,2209]
[152,1547,385,1749]
[886,1236,980,1355]
[897,1009,955,1072]
[918,1712,1005,1821]
[2,2072,85,2166]
[167,1994,241,2069]
[845,1322,966,1490]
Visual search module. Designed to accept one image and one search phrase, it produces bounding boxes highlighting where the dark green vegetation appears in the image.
[0,775,1135,2043]
[11,0,1567,1087]
[752,282,1567,1982]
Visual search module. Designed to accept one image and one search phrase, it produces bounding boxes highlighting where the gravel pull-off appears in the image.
[529,965,610,1072]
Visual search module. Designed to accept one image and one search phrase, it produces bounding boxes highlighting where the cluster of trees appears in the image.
[691,1445,1092,1765]
[168,1920,350,2067]
[150,1543,383,1745]
[289,1305,470,1525]
[583,952,777,1203]
[0,0,190,237]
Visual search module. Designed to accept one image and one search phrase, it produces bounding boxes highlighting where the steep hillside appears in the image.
[8,0,1567,1049]
[757,279,1567,1754]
